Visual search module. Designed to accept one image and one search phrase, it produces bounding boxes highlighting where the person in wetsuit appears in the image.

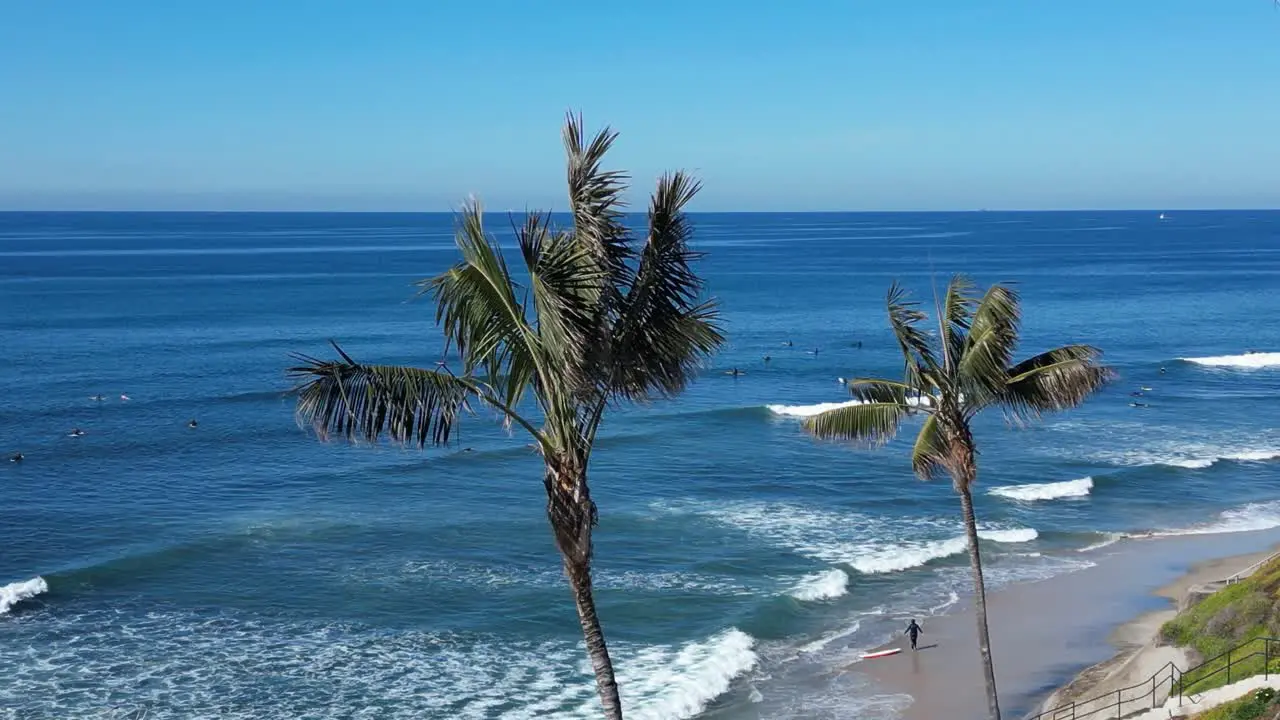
[905,619,922,650]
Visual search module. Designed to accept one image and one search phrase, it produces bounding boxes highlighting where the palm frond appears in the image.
[609,171,724,400]
[910,413,948,480]
[289,346,477,447]
[886,282,940,388]
[563,112,632,284]
[518,211,606,395]
[940,274,977,368]
[1002,344,1113,421]
[803,401,909,448]
[957,283,1021,412]
[846,378,917,405]
[419,202,540,410]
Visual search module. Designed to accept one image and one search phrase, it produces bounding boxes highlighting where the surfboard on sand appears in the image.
[860,647,902,660]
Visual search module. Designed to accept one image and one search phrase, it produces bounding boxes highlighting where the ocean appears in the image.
[2,210,1279,720]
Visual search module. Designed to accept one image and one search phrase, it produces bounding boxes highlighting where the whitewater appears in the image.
[5,211,1280,719]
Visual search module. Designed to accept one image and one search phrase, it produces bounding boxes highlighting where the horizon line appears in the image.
[2,207,1279,215]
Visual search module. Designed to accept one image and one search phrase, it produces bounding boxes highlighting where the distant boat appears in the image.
[1159,213,1167,221]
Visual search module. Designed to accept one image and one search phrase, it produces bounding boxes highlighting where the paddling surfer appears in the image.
[904,619,922,651]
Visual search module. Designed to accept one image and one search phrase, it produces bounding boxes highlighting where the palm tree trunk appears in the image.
[959,481,1002,720]
[545,465,623,719]
[565,557,624,720]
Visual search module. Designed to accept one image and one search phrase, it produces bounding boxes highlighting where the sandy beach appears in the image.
[851,528,1280,720]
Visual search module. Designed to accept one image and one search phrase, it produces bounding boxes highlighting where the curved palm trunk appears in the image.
[546,466,624,720]
[959,480,1001,720]
[565,556,623,719]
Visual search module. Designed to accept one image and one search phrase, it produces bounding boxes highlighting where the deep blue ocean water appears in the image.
[2,210,1279,719]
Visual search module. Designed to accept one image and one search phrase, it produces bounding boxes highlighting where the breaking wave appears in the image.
[1078,533,1124,553]
[0,605,757,719]
[680,499,1039,576]
[990,477,1093,502]
[766,396,932,418]
[1153,500,1280,537]
[1096,446,1280,470]
[0,577,47,615]
[788,569,849,602]
[1180,352,1280,369]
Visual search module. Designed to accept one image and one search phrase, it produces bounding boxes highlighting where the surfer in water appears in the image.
[725,368,746,377]
[783,340,793,347]
[188,419,198,429]
[905,619,923,651]
[763,355,772,364]
[68,428,86,438]
[1130,401,1149,408]
[9,452,22,463]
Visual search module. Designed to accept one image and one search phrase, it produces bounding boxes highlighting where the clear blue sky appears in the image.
[2,1,1278,211]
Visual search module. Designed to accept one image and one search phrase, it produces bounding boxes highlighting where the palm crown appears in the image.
[805,276,1112,487]
[290,115,722,459]
[288,114,723,720]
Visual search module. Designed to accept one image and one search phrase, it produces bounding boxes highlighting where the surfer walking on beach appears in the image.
[905,619,922,651]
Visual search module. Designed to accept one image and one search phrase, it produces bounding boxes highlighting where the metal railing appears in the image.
[1027,637,1280,720]
[1225,551,1280,585]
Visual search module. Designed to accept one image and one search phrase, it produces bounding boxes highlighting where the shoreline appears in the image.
[1032,547,1280,717]
[849,527,1280,720]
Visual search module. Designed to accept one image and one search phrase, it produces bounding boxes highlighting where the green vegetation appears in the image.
[801,276,1112,720]
[1163,557,1280,695]
[1193,687,1278,720]
[289,115,723,720]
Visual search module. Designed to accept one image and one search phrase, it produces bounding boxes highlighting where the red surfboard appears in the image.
[860,648,903,660]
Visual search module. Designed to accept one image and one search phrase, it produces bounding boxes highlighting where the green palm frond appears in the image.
[846,378,919,405]
[887,282,940,388]
[289,345,481,447]
[911,414,948,480]
[1002,344,1113,421]
[518,210,606,395]
[609,171,724,401]
[563,113,631,284]
[803,401,910,448]
[940,274,977,368]
[957,283,1021,412]
[419,203,541,411]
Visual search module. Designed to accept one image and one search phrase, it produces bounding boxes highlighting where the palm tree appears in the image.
[288,115,723,720]
[803,276,1111,720]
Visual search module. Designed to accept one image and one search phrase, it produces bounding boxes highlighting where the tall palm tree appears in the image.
[803,276,1111,720]
[288,115,723,720]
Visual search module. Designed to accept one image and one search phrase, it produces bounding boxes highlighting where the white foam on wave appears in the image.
[0,577,47,615]
[680,500,1037,576]
[990,477,1093,502]
[1181,352,1280,369]
[1154,500,1280,538]
[612,629,758,720]
[1095,445,1280,471]
[0,605,757,719]
[395,559,757,596]
[766,396,931,418]
[799,619,865,654]
[788,568,849,602]
[851,528,1038,574]
[1078,533,1124,553]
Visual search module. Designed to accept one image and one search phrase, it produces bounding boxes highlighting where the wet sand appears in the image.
[853,528,1280,720]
